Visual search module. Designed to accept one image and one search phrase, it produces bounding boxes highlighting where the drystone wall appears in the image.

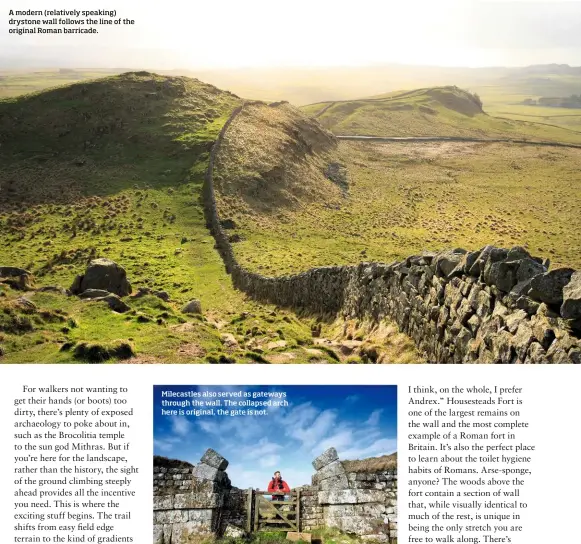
[153,447,398,543]
[153,449,234,544]
[311,448,397,542]
[203,103,581,364]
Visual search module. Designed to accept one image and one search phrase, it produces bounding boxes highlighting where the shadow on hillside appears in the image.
[0,72,240,207]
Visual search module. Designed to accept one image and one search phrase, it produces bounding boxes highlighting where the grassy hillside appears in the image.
[213,101,345,274]
[302,86,581,144]
[219,138,581,275]
[0,73,363,364]
[212,102,420,363]
[214,101,343,219]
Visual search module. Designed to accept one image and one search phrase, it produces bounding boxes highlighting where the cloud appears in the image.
[366,409,383,427]
[198,419,219,435]
[340,438,397,461]
[312,429,353,456]
[154,438,176,453]
[172,416,192,437]
[284,406,337,447]
[244,438,284,459]
[197,411,265,444]
[280,402,318,430]
[260,454,281,469]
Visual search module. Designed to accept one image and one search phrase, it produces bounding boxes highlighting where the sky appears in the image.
[153,385,397,490]
[2,0,581,68]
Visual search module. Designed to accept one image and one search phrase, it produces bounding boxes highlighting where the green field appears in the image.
[461,72,581,133]
[484,103,581,132]
[0,73,374,364]
[217,136,581,275]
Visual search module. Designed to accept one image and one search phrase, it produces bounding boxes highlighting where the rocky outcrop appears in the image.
[71,258,132,297]
[561,272,581,320]
[202,104,581,364]
[78,288,130,313]
[0,266,34,290]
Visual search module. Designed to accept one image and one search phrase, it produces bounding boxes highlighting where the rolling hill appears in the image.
[3,72,580,364]
[218,98,581,277]
[301,86,581,143]
[1,73,381,364]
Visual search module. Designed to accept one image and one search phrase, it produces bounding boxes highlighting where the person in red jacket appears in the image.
[267,471,290,501]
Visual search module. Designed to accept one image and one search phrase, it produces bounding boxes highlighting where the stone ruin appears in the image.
[303,448,397,541]
[153,447,397,543]
[153,449,233,543]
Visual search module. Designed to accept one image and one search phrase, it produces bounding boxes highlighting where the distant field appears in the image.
[3,65,581,108]
[226,140,581,275]
[484,103,581,132]
[0,69,121,98]
[475,82,581,132]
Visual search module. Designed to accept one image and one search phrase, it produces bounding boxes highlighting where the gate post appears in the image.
[296,489,301,532]
[246,488,253,534]
[253,491,260,532]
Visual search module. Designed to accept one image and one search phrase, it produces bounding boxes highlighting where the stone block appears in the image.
[173,493,224,509]
[359,503,387,517]
[193,463,220,481]
[191,478,220,493]
[163,524,172,544]
[153,496,173,510]
[318,489,358,505]
[325,504,357,517]
[317,460,347,481]
[320,474,350,491]
[187,509,214,522]
[340,515,386,534]
[200,448,229,470]
[287,533,312,543]
[171,521,213,542]
[362,535,389,543]
[155,509,188,524]
[562,271,581,319]
[224,524,246,538]
[153,524,164,544]
[312,447,339,470]
[355,489,386,503]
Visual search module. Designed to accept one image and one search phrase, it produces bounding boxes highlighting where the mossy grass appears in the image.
[0,73,330,363]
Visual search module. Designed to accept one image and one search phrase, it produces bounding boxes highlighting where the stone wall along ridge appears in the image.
[204,103,581,363]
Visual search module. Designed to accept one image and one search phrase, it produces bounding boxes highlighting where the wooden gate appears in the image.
[246,489,301,533]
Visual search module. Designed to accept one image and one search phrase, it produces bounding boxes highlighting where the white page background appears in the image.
[0,364,578,544]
